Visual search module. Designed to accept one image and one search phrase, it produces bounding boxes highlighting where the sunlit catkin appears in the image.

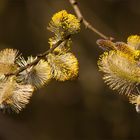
[47,52,79,81]
[17,56,52,88]
[0,48,18,77]
[48,10,80,38]
[98,50,140,95]
[0,77,34,113]
[127,35,140,50]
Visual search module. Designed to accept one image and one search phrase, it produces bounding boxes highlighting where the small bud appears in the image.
[48,37,72,53]
[96,39,116,50]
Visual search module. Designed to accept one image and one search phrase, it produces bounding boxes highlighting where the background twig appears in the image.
[69,0,110,40]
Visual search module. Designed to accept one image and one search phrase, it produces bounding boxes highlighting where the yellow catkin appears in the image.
[47,52,79,81]
[98,50,140,95]
[48,10,80,37]
[127,35,140,50]
[52,10,80,33]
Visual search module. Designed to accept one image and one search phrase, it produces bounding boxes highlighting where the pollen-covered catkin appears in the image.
[127,35,140,50]
[48,10,80,38]
[98,50,140,95]
[47,52,79,81]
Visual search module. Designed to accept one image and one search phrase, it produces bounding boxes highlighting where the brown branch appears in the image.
[69,0,111,40]
[6,35,71,77]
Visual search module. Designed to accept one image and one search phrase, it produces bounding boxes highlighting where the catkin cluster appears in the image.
[0,10,80,113]
[97,35,140,112]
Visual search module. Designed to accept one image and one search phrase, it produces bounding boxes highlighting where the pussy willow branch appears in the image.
[6,35,70,77]
[69,0,111,40]
[6,1,111,77]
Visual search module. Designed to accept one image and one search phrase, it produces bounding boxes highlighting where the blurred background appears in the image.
[0,0,140,140]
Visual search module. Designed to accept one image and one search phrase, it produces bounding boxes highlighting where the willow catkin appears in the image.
[47,52,79,81]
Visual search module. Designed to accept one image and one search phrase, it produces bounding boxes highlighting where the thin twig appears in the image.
[69,0,110,40]
[6,35,71,77]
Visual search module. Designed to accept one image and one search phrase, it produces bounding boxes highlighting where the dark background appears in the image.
[0,0,140,140]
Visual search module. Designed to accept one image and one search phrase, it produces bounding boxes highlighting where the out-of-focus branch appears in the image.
[69,0,112,40]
